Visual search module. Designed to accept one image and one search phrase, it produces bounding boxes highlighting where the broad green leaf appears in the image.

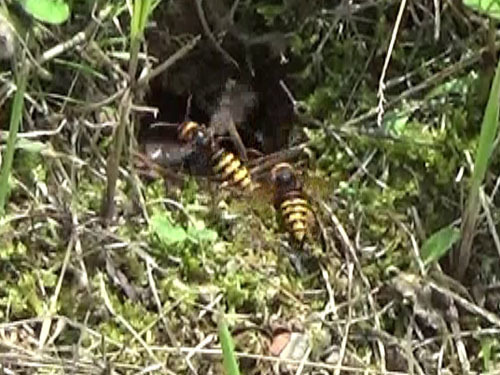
[149,213,187,245]
[421,226,461,265]
[463,0,500,20]
[17,0,70,25]
[218,315,241,375]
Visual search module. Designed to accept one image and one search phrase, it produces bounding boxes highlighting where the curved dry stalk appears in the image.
[193,0,239,69]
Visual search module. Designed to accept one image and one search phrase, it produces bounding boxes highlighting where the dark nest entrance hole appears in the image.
[138,0,299,159]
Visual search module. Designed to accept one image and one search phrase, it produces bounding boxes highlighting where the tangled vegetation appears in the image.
[1,0,500,374]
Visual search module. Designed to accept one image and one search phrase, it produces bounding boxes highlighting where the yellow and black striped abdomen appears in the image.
[280,196,314,242]
[178,121,202,142]
[211,149,253,190]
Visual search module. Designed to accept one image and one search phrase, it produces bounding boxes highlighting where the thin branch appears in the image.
[137,35,201,87]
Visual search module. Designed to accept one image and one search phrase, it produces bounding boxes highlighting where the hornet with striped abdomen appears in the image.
[270,162,316,245]
[177,120,255,191]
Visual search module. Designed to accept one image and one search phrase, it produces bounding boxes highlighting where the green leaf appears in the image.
[421,226,461,265]
[218,314,241,375]
[0,62,28,215]
[469,58,500,200]
[425,73,475,99]
[455,57,500,278]
[17,0,70,25]
[149,213,187,245]
[131,0,153,39]
[383,111,410,136]
[187,225,218,243]
[480,338,494,371]
[463,0,500,20]
[256,4,284,24]
[15,139,47,153]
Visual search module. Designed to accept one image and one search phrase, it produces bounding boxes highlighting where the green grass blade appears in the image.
[218,315,241,375]
[53,58,109,81]
[102,0,154,219]
[455,57,500,278]
[470,63,500,191]
[131,0,152,40]
[0,63,29,216]
[128,0,152,80]
[138,0,152,36]
[130,0,141,39]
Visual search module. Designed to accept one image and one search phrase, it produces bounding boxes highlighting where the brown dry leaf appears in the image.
[269,330,291,356]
